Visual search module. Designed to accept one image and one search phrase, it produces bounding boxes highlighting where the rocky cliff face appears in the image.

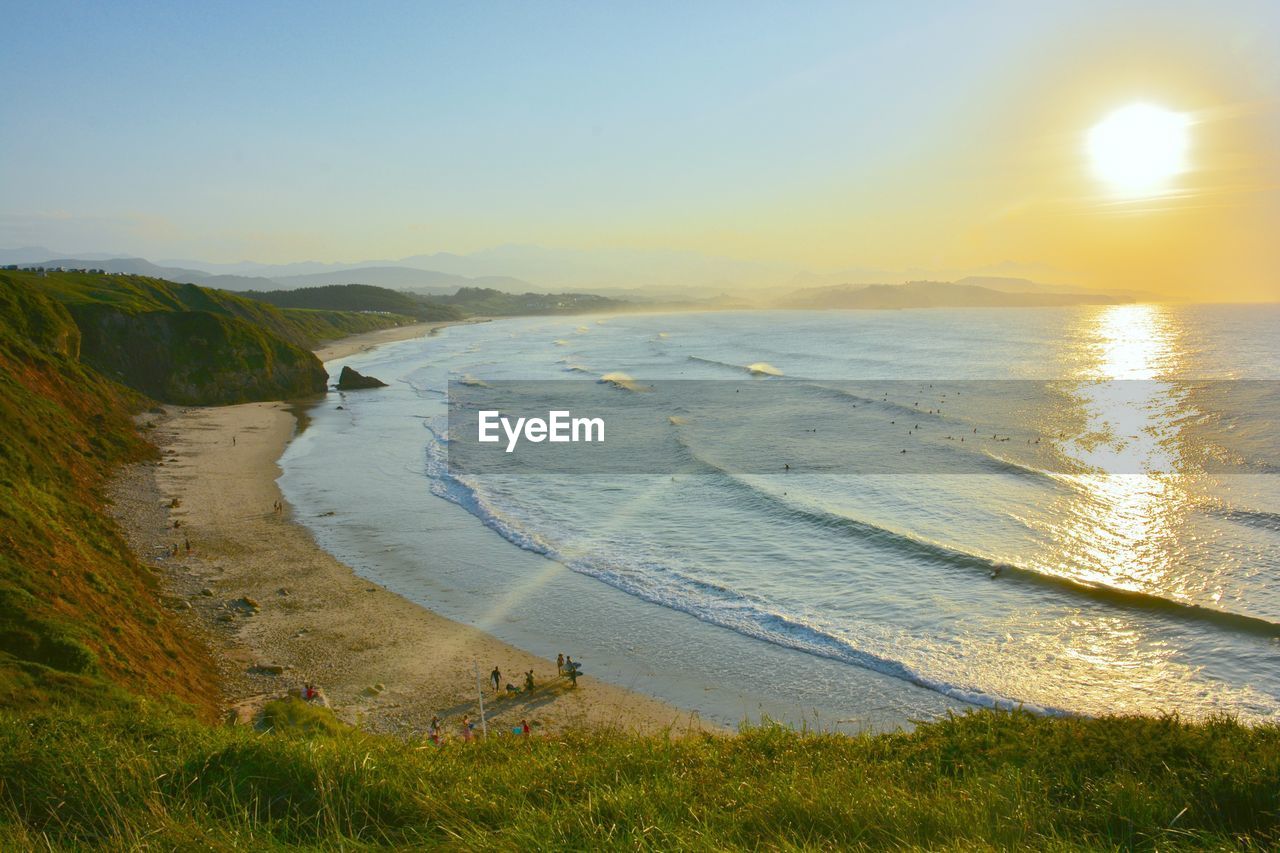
[69,304,329,405]
[3,270,411,406]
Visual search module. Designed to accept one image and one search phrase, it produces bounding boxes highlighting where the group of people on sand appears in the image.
[555,653,581,686]
[487,654,583,697]
[490,665,537,695]
[427,713,531,745]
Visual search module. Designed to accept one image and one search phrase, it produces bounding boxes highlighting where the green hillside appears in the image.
[6,271,409,404]
[0,278,218,717]
[242,281,628,319]
[2,702,1278,849]
[440,286,627,316]
[242,283,465,322]
[27,270,413,349]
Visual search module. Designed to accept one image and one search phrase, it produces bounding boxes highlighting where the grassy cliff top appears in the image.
[1,703,1277,849]
[241,283,465,322]
[22,270,415,350]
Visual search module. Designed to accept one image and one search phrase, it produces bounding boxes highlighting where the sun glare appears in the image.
[1087,104,1190,197]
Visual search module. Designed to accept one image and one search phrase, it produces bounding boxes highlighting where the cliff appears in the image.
[5,271,408,405]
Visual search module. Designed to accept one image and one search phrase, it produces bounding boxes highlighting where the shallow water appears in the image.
[280,305,1280,729]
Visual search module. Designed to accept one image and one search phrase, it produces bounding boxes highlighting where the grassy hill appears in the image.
[439,286,627,316]
[0,278,218,718]
[243,282,633,320]
[242,283,465,322]
[6,271,410,404]
[2,703,1277,848]
[1,271,1278,849]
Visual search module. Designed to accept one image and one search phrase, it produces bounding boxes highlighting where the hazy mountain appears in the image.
[32,257,212,279]
[780,280,1124,310]
[270,266,536,294]
[0,246,129,265]
[155,258,375,277]
[143,246,787,294]
[8,248,1157,304]
[953,276,1162,302]
[390,245,791,294]
[18,257,279,290]
[950,276,1092,294]
[12,256,533,294]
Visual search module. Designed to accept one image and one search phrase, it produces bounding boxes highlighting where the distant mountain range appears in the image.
[1,245,786,298]
[269,266,534,294]
[4,255,543,296]
[779,279,1125,310]
[6,249,1133,311]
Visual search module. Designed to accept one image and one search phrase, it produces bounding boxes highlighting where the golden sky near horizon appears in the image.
[622,42,1280,302]
[2,4,1278,301]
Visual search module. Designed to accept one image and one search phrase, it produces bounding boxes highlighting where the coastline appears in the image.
[312,317,489,363]
[110,323,705,737]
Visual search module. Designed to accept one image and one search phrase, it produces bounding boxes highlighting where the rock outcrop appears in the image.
[336,365,388,390]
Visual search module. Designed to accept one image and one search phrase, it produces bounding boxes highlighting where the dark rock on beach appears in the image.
[336,365,388,390]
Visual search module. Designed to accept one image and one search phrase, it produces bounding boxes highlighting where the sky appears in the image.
[2,0,1278,300]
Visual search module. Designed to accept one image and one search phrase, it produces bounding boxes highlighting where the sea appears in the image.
[280,304,1280,731]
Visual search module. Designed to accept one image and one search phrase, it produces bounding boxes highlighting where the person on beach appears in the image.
[565,656,579,687]
[520,718,530,736]
[184,537,191,554]
[461,714,474,742]
[490,665,501,693]
[524,670,535,691]
[428,716,441,745]
[556,653,564,675]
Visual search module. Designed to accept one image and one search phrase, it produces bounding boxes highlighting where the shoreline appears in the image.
[312,316,490,363]
[110,322,707,737]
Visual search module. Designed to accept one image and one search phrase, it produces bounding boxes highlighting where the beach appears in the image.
[108,326,701,737]
[105,305,1280,735]
[312,318,489,363]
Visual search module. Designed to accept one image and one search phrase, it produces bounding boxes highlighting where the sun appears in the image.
[1087,104,1189,197]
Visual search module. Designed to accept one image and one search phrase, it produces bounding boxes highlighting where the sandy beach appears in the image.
[109,328,704,738]
[312,317,489,363]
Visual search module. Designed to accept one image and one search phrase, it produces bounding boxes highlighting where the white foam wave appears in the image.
[421,420,1073,718]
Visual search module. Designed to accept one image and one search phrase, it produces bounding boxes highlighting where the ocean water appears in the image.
[281,305,1280,728]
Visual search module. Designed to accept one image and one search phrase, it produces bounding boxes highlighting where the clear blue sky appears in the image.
[2,1,1277,297]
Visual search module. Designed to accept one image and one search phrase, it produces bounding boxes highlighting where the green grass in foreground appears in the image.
[1,704,1277,850]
